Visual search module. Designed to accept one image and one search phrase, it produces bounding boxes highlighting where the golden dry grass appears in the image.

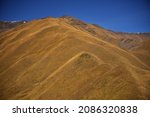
[0,17,150,99]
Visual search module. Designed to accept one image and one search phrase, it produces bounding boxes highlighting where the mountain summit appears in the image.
[0,16,150,99]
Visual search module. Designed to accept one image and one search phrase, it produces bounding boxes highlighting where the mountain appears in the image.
[0,21,27,32]
[0,16,150,99]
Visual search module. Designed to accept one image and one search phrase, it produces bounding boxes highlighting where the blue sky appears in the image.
[0,0,150,32]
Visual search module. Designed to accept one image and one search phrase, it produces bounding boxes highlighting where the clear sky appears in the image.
[0,0,150,32]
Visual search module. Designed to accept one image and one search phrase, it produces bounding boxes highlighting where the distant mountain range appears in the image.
[0,16,150,99]
[0,20,27,32]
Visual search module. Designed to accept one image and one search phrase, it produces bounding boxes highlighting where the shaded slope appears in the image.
[132,39,150,66]
[60,16,150,66]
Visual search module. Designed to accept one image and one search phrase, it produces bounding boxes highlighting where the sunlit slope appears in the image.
[60,16,150,66]
[0,17,150,99]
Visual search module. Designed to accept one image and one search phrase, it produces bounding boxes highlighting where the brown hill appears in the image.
[0,16,150,99]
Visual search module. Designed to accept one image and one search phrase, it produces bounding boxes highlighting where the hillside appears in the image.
[0,16,150,99]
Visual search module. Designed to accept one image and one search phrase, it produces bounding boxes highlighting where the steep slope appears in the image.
[0,17,150,99]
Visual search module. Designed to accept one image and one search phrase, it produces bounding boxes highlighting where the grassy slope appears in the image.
[0,17,150,99]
